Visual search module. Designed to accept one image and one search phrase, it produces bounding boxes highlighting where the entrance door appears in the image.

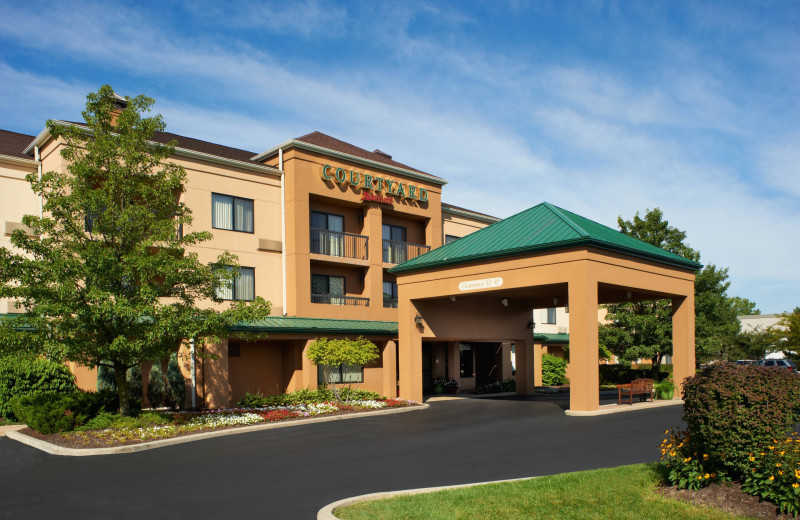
[422,342,433,392]
[475,342,502,388]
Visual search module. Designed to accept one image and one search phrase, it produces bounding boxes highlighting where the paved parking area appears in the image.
[0,395,683,519]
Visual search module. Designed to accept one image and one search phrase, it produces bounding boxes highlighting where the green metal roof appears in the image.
[389,202,702,274]
[534,333,569,344]
[0,313,35,331]
[227,316,398,336]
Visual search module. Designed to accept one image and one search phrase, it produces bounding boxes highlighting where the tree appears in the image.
[0,86,270,415]
[306,337,379,402]
[779,307,800,354]
[166,354,186,410]
[727,325,781,362]
[600,208,747,375]
[730,296,759,316]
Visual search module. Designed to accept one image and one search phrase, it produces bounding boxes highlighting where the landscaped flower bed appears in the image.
[23,398,417,449]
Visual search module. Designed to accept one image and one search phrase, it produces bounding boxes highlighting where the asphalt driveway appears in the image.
[0,395,684,519]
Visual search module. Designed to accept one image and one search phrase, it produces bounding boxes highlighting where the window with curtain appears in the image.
[216,266,255,301]
[382,224,407,263]
[310,211,344,256]
[383,280,398,308]
[542,308,557,324]
[212,193,254,233]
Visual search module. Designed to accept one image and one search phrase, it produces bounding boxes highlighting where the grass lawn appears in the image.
[335,463,748,520]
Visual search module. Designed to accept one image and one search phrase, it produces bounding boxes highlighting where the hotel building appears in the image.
[0,104,699,413]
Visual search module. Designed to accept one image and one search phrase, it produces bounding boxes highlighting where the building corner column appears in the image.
[672,292,696,399]
[567,266,600,412]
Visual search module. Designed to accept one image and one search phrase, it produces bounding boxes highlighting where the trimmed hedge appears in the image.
[0,354,77,420]
[682,363,800,479]
[476,378,516,394]
[599,364,672,385]
[237,388,383,408]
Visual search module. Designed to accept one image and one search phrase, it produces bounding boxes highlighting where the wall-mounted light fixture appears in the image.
[553,297,559,306]
[626,291,633,300]
[565,304,569,314]
[414,314,423,327]
[528,320,536,330]
[449,296,456,303]
[501,298,508,307]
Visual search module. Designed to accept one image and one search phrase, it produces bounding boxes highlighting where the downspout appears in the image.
[34,146,42,217]
[190,337,196,409]
[280,148,287,316]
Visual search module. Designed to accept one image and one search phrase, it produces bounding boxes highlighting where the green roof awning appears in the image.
[389,202,702,274]
[0,313,36,331]
[227,316,398,336]
[534,333,569,344]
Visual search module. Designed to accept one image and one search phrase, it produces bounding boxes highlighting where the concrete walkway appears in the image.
[0,424,25,437]
[0,395,684,520]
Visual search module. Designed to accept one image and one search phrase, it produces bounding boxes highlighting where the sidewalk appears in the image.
[0,424,25,437]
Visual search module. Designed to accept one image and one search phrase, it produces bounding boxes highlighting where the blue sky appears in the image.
[1,0,798,313]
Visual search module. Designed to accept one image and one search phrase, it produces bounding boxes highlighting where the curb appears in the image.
[565,399,683,416]
[0,424,25,437]
[4,403,429,456]
[317,475,535,520]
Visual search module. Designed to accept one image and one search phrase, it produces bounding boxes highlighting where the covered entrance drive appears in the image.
[390,202,700,413]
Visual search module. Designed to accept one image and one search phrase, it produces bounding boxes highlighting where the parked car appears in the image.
[757,359,798,373]
[734,359,757,365]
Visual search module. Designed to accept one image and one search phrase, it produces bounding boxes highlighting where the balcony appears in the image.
[382,240,431,264]
[310,228,368,260]
[383,297,398,308]
[311,294,370,306]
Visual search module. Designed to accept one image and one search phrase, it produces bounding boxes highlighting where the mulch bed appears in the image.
[16,405,417,450]
[657,481,795,518]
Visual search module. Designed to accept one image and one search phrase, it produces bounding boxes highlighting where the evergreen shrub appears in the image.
[126,365,143,411]
[0,354,76,420]
[147,362,165,409]
[476,378,516,394]
[541,354,567,386]
[166,354,185,410]
[10,390,113,434]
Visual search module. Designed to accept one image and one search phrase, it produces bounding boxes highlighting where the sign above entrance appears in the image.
[458,277,504,292]
[321,164,428,203]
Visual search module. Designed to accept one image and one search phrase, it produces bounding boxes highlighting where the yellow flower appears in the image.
[704,473,710,479]
[777,463,783,468]
[794,483,799,489]
[795,469,800,479]
[684,457,692,463]
[750,456,756,461]
[780,471,785,475]
[770,476,775,481]
[697,476,702,480]
[711,473,716,478]
[770,446,775,450]
[703,454,709,460]
[670,451,676,457]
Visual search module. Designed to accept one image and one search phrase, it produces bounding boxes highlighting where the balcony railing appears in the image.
[383,297,398,308]
[311,294,370,306]
[382,240,431,264]
[310,228,368,260]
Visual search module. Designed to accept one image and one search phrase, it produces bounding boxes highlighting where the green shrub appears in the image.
[96,363,116,392]
[541,354,567,386]
[9,390,116,434]
[165,354,185,410]
[126,365,143,411]
[147,362,165,409]
[682,363,800,479]
[0,353,77,420]
[237,388,384,407]
[742,433,800,516]
[476,378,516,394]
[655,379,675,400]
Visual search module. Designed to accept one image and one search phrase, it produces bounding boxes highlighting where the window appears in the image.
[311,274,345,305]
[212,193,254,233]
[383,280,398,308]
[445,234,460,244]
[310,211,345,256]
[216,266,255,301]
[542,308,557,324]
[318,364,364,384]
[460,343,474,378]
[383,224,407,263]
[228,342,241,357]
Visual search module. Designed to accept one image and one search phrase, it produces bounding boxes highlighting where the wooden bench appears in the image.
[617,378,654,405]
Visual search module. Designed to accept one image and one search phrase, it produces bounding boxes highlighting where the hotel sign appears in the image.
[458,277,504,292]
[321,164,429,203]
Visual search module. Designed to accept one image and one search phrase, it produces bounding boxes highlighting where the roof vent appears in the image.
[373,149,392,160]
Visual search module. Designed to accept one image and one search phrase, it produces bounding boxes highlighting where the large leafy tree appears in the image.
[0,86,270,415]
[600,208,744,375]
[779,307,800,353]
